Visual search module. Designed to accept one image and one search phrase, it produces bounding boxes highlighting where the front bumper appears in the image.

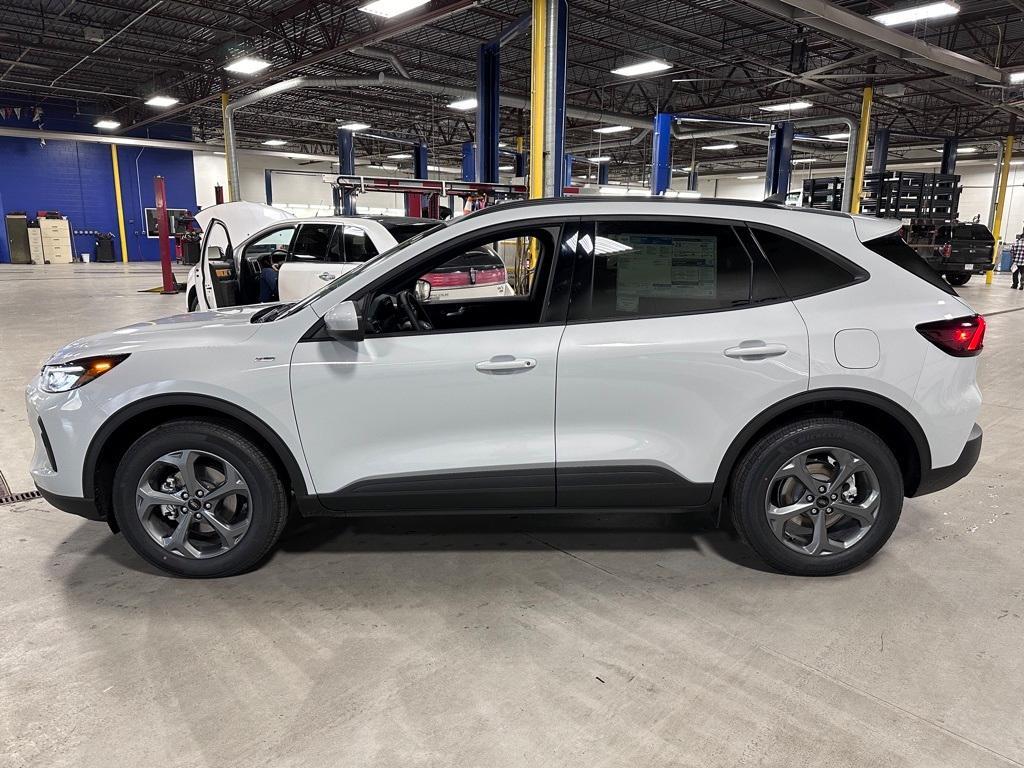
[912,423,982,496]
[35,486,103,521]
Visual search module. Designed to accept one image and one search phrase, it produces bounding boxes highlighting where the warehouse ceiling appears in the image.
[2,0,1023,183]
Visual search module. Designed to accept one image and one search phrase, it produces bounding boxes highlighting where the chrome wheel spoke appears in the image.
[767,500,814,524]
[161,515,198,558]
[826,448,862,494]
[136,485,183,512]
[203,463,247,503]
[163,449,202,494]
[833,491,879,526]
[201,510,250,549]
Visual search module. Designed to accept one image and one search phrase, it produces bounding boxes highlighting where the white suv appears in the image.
[26,199,984,578]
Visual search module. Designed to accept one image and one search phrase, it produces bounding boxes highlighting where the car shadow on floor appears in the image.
[81,510,774,576]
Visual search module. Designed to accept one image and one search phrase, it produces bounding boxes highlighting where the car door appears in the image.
[289,220,578,512]
[197,219,232,309]
[278,223,342,302]
[554,216,810,507]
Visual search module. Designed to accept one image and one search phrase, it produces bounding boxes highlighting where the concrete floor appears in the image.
[1,262,1023,767]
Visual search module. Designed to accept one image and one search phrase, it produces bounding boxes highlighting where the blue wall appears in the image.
[0,95,197,262]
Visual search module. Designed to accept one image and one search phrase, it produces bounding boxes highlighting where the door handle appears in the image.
[318,272,337,281]
[475,356,537,373]
[724,342,788,360]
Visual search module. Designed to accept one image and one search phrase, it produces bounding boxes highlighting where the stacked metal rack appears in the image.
[801,177,845,211]
[859,171,960,221]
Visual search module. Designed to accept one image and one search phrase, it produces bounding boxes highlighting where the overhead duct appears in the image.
[223,73,651,196]
[352,47,410,79]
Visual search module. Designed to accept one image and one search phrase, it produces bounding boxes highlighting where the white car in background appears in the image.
[185,203,438,311]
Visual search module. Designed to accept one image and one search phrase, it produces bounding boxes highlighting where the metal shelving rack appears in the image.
[801,177,845,211]
[859,171,960,221]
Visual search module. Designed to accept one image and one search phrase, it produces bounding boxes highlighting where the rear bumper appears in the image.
[35,486,104,521]
[912,423,982,497]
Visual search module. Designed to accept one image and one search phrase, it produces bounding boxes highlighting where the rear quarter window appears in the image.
[862,233,956,296]
[749,227,865,298]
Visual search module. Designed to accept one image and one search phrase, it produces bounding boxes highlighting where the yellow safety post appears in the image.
[850,86,873,214]
[988,133,1014,285]
[221,92,234,202]
[110,145,129,262]
[528,0,546,201]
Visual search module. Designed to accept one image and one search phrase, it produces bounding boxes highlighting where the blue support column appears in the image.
[476,41,501,184]
[563,154,574,186]
[264,169,274,205]
[461,142,477,181]
[650,112,673,195]
[598,163,609,185]
[337,127,355,215]
[413,141,428,179]
[872,128,890,175]
[550,0,568,195]
[764,121,794,198]
[940,137,958,175]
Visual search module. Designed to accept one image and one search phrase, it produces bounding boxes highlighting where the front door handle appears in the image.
[475,356,537,373]
[318,272,337,282]
[724,342,788,360]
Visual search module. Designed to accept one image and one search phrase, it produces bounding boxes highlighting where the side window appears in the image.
[574,220,753,321]
[203,221,230,263]
[243,226,296,260]
[343,225,379,263]
[750,227,861,297]
[290,223,337,262]
[418,230,542,304]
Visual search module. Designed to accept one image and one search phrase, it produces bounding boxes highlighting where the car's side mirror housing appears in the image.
[206,245,224,261]
[415,278,432,303]
[324,300,364,341]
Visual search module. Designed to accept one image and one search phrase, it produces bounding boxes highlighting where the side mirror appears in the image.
[206,245,224,261]
[415,279,432,302]
[324,300,364,342]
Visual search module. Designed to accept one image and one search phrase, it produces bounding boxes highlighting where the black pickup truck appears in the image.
[904,222,995,286]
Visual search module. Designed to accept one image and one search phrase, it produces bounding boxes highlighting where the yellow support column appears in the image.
[988,133,1014,285]
[850,86,873,214]
[221,92,234,202]
[110,144,129,262]
[528,0,547,201]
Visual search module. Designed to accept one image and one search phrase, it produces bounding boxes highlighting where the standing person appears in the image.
[1011,232,1024,290]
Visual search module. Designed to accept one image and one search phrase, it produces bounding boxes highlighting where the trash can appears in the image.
[208,259,238,307]
[999,246,1013,272]
[95,233,116,262]
[180,233,201,266]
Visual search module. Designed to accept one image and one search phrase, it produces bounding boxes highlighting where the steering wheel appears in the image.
[398,289,433,332]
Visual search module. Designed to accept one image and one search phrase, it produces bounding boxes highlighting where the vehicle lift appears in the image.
[323,174,534,218]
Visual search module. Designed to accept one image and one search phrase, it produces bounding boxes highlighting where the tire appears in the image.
[945,272,971,286]
[187,291,199,312]
[112,420,289,577]
[730,418,903,576]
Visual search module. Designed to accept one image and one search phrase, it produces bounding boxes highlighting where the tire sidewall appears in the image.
[735,421,903,575]
[114,425,283,577]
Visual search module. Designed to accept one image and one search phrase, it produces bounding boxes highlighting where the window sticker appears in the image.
[613,234,718,311]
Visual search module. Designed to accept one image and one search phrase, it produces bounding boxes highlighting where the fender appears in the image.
[710,387,931,505]
[82,393,311,500]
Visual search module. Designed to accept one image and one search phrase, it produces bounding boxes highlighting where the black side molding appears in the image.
[35,487,103,521]
[557,464,712,507]
[911,423,982,497]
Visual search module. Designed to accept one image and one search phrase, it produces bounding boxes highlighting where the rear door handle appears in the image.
[724,342,788,360]
[475,356,537,373]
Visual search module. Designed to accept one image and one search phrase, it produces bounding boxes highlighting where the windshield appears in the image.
[276,221,446,319]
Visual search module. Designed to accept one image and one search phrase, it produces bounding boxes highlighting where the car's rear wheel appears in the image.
[113,420,288,577]
[730,418,903,576]
[187,290,199,312]
[945,272,971,286]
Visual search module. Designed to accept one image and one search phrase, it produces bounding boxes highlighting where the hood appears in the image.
[194,201,294,244]
[45,305,269,365]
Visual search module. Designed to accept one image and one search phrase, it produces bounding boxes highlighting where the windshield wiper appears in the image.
[251,304,294,323]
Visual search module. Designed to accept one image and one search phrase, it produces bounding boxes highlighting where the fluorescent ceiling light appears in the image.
[611,59,672,77]
[872,2,959,27]
[448,98,477,110]
[703,143,737,150]
[588,155,611,163]
[932,146,977,153]
[594,125,631,134]
[145,95,179,108]
[792,157,818,163]
[360,0,429,18]
[94,119,120,130]
[499,165,514,171]
[262,139,288,146]
[498,141,508,148]
[224,56,270,74]
[339,122,370,131]
[759,100,813,112]
[388,153,412,159]
[1010,71,1024,84]
[822,132,851,140]
[736,175,760,179]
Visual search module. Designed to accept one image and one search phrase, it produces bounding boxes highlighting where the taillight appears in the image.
[940,242,952,258]
[916,315,986,357]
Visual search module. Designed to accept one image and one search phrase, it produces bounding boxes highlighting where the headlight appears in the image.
[40,355,128,393]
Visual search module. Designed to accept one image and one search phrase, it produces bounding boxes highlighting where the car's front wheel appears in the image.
[730,418,903,576]
[113,420,289,577]
[945,272,971,286]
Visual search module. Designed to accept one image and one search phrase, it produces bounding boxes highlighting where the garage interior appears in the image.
[1,0,1024,765]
